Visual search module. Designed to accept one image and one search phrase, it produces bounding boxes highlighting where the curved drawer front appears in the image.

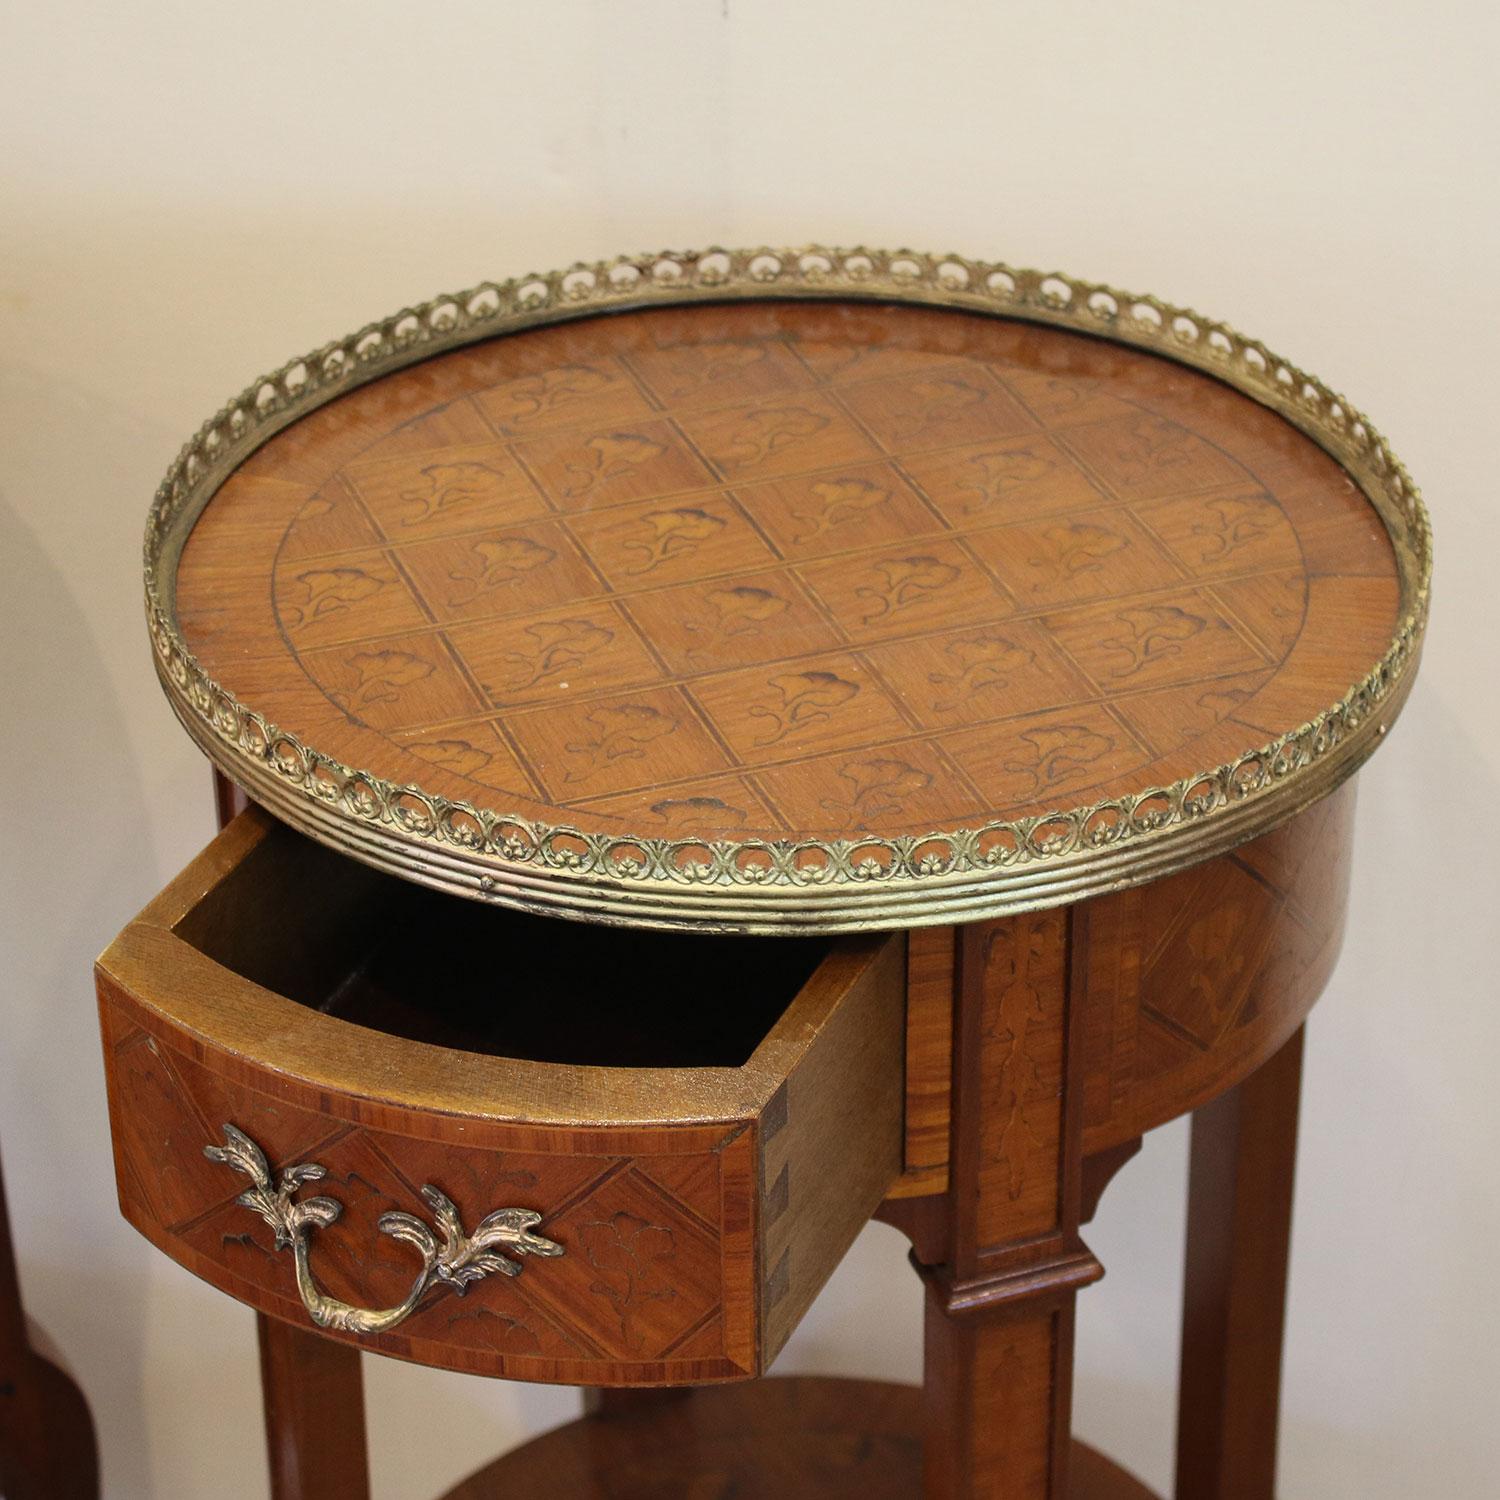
[96,810,905,1384]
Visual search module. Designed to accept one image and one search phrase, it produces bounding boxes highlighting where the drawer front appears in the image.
[100,980,758,1382]
[96,810,904,1384]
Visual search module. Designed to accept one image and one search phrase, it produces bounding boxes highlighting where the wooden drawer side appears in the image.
[759,933,906,1362]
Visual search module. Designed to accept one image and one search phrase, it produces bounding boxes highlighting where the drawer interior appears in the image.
[172,820,831,1069]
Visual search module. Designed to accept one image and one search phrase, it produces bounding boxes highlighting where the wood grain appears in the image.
[436,1377,1160,1500]
[258,1313,370,1500]
[0,1152,99,1500]
[95,809,904,1384]
[918,912,1101,1500]
[888,779,1355,1196]
[1176,1028,1303,1500]
[112,646,1366,1494]
[1082,779,1354,1152]
[895,925,955,1195]
[178,300,1400,850]
[759,932,906,1363]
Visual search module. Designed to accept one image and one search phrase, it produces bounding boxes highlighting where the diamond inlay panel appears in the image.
[301,631,483,731]
[864,621,1092,733]
[731,462,942,560]
[448,601,663,710]
[966,510,1185,610]
[100,977,764,1383]
[797,539,1014,645]
[397,521,605,626]
[1043,591,1270,694]
[525,1166,724,1360]
[836,365,1035,452]
[692,654,912,765]
[345,441,548,540]
[566,491,777,587]
[677,393,879,482]
[514,418,716,512]
[507,686,731,800]
[472,356,652,436]
[901,433,1110,527]
[625,570,842,676]
[273,549,429,649]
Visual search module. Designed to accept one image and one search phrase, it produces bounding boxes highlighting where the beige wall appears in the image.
[2,3,1495,1495]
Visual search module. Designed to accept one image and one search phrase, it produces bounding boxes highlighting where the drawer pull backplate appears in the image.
[204,1123,563,1335]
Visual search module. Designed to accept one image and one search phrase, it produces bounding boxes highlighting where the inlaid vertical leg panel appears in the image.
[1176,1026,1304,1500]
[918,913,1102,1500]
[923,1299,1079,1499]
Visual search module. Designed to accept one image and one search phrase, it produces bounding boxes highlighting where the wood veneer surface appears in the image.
[177,300,1400,846]
[890,779,1357,1197]
[436,1377,1159,1500]
[97,809,906,1384]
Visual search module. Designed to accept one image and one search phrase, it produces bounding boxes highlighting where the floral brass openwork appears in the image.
[145,243,1431,932]
[204,1124,563,1335]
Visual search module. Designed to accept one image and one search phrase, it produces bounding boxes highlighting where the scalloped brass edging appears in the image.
[144,245,1431,934]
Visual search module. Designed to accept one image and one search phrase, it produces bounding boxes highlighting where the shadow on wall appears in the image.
[0,340,217,1497]
[0,487,161,1499]
[0,207,647,1500]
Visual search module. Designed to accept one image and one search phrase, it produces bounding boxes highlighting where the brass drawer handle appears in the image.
[204,1124,563,1335]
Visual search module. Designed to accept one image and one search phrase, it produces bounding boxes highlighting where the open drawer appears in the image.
[96,808,905,1385]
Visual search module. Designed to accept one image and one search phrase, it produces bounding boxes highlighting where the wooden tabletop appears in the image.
[155,259,1422,929]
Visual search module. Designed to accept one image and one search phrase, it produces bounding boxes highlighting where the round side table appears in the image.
[104,245,1428,1499]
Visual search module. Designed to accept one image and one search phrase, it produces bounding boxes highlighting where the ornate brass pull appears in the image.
[204,1124,563,1335]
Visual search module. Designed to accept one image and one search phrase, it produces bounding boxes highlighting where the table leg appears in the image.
[1175,1026,1304,1500]
[922,1288,1089,1498]
[917,913,1102,1499]
[257,1317,370,1500]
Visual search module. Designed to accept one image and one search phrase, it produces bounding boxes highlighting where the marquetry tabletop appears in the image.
[150,250,1427,929]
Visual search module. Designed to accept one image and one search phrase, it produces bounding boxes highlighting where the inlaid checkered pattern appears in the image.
[183,301,1399,841]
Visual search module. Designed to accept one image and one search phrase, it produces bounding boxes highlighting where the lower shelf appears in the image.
[438,1377,1159,1499]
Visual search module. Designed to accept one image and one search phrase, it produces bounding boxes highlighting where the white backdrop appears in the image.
[2,3,1496,1496]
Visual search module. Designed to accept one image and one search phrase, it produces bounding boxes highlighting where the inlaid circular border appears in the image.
[146,245,1431,934]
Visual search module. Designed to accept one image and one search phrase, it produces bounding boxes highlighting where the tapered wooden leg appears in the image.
[257,1317,370,1500]
[1175,1026,1304,1500]
[917,913,1102,1499]
[922,1288,1088,1498]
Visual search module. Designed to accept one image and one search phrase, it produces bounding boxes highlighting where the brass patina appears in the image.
[204,1124,563,1336]
[145,246,1430,932]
